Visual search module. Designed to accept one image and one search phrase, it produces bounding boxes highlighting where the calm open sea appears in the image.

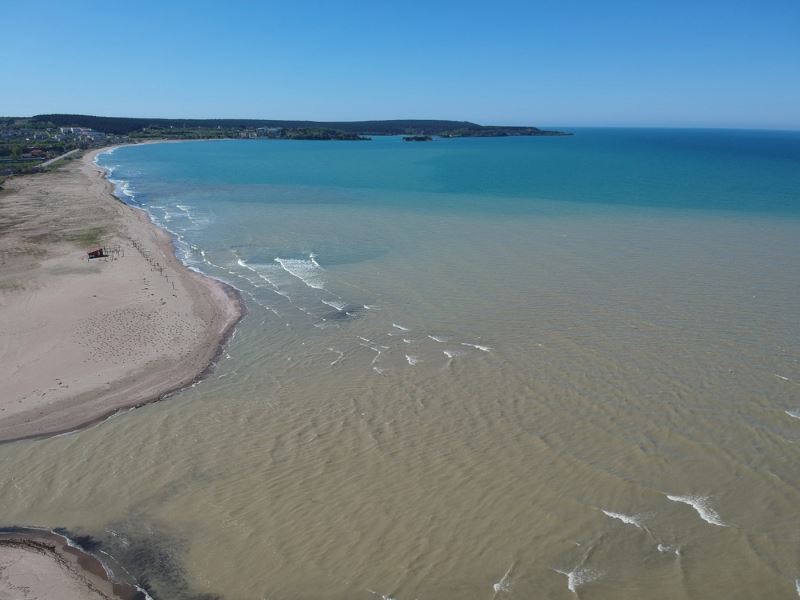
[2,129,800,599]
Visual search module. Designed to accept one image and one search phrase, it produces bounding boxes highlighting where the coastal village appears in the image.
[0,122,115,176]
[0,120,358,178]
[0,115,569,180]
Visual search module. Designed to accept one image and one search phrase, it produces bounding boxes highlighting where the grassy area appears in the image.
[0,159,45,173]
[42,151,83,172]
[65,226,106,247]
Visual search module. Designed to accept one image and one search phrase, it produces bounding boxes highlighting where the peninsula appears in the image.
[0,146,243,442]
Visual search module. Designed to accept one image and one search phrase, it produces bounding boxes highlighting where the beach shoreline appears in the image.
[0,527,149,599]
[0,144,244,443]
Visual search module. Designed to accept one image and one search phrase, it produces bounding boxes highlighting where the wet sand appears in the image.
[0,147,243,442]
[0,529,144,600]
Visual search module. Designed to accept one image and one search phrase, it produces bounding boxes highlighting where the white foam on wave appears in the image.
[175,203,207,226]
[493,578,511,594]
[657,543,680,556]
[795,578,799,597]
[601,509,643,529]
[392,323,410,331]
[775,374,791,381]
[235,256,290,296]
[666,494,726,526]
[402,338,411,344]
[108,178,135,201]
[554,567,602,594]
[405,355,420,365]
[492,563,514,594]
[328,348,345,366]
[173,237,196,265]
[275,255,326,290]
[444,349,466,359]
[785,410,800,420]
[461,342,492,352]
[51,527,155,600]
[360,343,384,365]
[321,298,347,311]
[428,335,447,343]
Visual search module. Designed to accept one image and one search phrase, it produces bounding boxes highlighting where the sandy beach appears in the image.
[0,147,243,442]
[0,529,145,599]
[0,145,243,597]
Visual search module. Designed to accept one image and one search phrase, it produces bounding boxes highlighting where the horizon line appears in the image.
[6,114,799,133]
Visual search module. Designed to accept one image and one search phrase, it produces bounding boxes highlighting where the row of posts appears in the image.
[130,238,176,290]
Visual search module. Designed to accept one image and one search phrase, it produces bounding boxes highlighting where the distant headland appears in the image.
[0,115,570,177]
[28,114,571,139]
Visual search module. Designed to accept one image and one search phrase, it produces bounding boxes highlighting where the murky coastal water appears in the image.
[2,130,800,599]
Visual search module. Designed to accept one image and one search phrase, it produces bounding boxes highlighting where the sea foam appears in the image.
[175,203,210,227]
[665,494,726,526]
[601,509,643,529]
[321,298,347,311]
[275,255,326,290]
[555,567,602,593]
[461,342,492,352]
[657,543,680,556]
[492,563,514,594]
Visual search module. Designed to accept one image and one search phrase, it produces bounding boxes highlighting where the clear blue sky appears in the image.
[3,0,799,129]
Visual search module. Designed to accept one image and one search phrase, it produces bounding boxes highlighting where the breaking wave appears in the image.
[665,494,726,527]
[555,567,602,594]
[275,255,326,290]
[601,509,643,529]
[461,342,492,352]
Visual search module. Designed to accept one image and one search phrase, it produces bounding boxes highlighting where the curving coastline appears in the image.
[0,527,149,599]
[0,144,244,443]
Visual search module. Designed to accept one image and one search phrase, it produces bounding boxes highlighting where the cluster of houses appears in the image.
[0,123,120,176]
[234,127,285,139]
[0,125,107,144]
[57,127,107,142]
[0,127,50,141]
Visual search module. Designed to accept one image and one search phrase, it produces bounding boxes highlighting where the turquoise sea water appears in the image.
[1,129,799,600]
[109,128,800,213]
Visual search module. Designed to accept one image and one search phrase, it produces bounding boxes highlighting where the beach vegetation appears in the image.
[65,227,106,248]
[27,114,570,138]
